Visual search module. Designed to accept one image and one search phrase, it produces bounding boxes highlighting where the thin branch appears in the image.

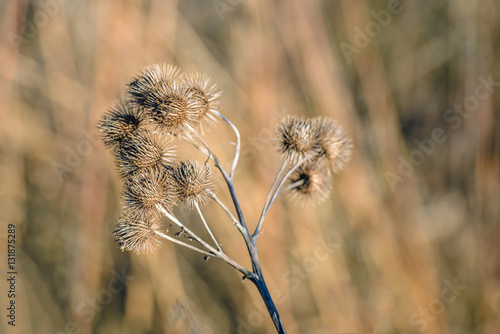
[155,231,213,257]
[252,158,307,238]
[253,159,288,238]
[157,205,253,278]
[209,191,246,236]
[278,179,303,195]
[157,205,216,253]
[214,110,240,179]
[195,202,221,252]
[174,124,249,235]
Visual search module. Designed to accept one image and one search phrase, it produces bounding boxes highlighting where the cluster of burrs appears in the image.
[274,115,352,205]
[97,63,352,260]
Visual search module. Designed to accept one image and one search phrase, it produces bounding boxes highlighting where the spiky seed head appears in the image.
[98,101,146,151]
[114,214,163,254]
[143,81,201,134]
[122,170,175,220]
[286,160,332,205]
[171,160,214,209]
[182,72,222,131]
[128,63,181,106]
[118,131,176,178]
[312,117,352,173]
[274,116,317,162]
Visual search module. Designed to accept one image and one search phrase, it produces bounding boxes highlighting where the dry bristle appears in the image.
[122,170,175,219]
[182,72,222,131]
[118,130,176,178]
[98,101,145,151]
[286,160,332,206]
[143,81,201,134]
[171,160,214,209]
[128,64,181,106]
[274,115,317,163]
[312,117,352,173]
[114,214,163,254]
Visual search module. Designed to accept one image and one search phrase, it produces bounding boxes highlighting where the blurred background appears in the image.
[0,0,499,333]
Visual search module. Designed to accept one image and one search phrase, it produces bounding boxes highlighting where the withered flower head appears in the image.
[143,81,201,134]
[114,214,163,254]
[122,170,175,219]
[286,160,332,205]
[128,63,181,106]
[98,101,145,151]
[118,131,176,178]
[274,116,317,162]
[312,117,352,173]
[171,160,214,209]
[182,72,222,130]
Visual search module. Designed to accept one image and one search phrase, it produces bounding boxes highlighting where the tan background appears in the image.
[0,0,499,333]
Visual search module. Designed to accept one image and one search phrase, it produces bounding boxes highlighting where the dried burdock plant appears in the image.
[117,131,176,178]
[98,101,146,152]
[121,169,174,220]
[114,214,163,254]
[182,72,221,131]
[98,63,353,334]
[285,160,332,205]
[275,115,317,162]
[171,160,214,209]
[312,117,353,173]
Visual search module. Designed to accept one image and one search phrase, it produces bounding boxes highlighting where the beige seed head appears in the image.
[117,131,176,178]
[286,160,332,206]
[98,101,146,152]
[274,115,317,163]
[122,169,175,220]
[171,160,214,209]
[312,117,352,173]
[114,214,163,254]
[182,72,222,131]
[128,63,181,106]
[144,81,201,134]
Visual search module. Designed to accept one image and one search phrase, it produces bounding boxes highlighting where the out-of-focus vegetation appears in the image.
[0,0,498,333]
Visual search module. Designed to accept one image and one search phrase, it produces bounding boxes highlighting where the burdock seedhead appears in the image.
[182,72,222,131]
[122,169,175,220]
[114,214,163,254]
[274,115,317,162]
[286,160,332,205]
[128,63,181,106]
[98,101,146,151]
[312,117,352,173]
[171,160,214,209]
[117,130,176,178]
[143,81,201,134]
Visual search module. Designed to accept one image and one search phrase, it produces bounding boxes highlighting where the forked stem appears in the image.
[253,157,307,238]
[155,231,213,257]
[174,116,288,333]
[195,202,221,252]
[156,205,252,278]
[253,159,289,238]
[209,191,246,237]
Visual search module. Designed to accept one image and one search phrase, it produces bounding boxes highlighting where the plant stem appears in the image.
[155,231,213,257]
[214,110,240,179]
[243,237,287,333]
[195,202,221,252]
[219,177,287,333]
[251,275,287,334]
[253,159,288,238]
[178,118,288,333]
[253,157,307,238]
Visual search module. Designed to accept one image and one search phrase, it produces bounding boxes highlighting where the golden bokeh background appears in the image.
[0,0,499,333]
